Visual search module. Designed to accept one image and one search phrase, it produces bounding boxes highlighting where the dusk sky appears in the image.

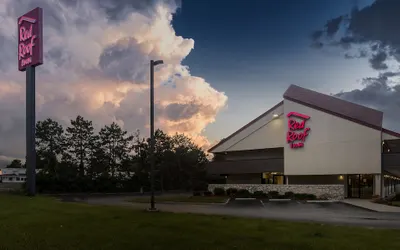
[1,0,400,165]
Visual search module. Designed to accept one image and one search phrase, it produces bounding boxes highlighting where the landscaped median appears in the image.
[1,194,400,250]
[129,195,229,204]
[128,188,331,205]
[213,187,323,201]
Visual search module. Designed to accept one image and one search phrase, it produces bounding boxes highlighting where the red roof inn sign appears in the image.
[18,7,43,71]
[286,112,311,149]
[18,7,44,196]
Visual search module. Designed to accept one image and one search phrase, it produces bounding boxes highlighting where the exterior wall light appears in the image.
[339,175,344,180]
[272,114,279,118]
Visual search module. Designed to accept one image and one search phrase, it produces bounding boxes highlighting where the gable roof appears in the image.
[283,84,384,131]
[208,101,283,152]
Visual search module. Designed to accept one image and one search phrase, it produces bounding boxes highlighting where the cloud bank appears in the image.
[312,0,400,132]
[0,0,227,166]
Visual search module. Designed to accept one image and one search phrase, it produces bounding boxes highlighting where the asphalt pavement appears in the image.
[65,195,400,229]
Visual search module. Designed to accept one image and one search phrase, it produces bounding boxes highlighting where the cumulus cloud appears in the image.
[0,0,227,163]
[313,0,400,132]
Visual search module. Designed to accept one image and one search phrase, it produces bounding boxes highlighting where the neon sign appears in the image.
[286,112,311,149]
[18,7,43,71]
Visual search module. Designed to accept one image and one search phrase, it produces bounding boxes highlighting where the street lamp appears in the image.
[149,59,163,211]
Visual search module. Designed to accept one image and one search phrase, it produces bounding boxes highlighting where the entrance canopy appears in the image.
[383,139,400,177]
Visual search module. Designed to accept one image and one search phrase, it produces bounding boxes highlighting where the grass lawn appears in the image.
[392,201,400,207]
[129,195,228,204]
[1,194,400,250]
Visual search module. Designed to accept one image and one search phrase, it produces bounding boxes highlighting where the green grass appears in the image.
[129,195,228,204]
[0,194,400,250]
[392,201,400,207]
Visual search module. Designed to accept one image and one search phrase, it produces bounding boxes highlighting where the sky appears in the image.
[1,0,400,166]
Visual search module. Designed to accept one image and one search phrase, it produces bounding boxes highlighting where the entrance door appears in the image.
[347,175,373,198]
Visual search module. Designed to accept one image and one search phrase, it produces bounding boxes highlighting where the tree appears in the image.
[35,118,65,173]
[98,122,134,177]
[6,159,23,168]
[65,115,97,177]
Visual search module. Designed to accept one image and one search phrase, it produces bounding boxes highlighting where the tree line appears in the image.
[7,116,209,193]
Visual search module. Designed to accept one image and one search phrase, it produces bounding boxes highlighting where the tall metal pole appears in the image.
[149,60,156,210]
[26,66,36,196]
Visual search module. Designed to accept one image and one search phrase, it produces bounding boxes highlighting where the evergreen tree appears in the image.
[65,115,97,177]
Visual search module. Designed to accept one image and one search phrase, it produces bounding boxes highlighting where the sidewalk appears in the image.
[341,199,400,212]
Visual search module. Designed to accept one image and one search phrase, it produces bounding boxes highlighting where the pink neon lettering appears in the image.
[18,35,36,60]
[18,23,36,67]
[286,112,311,149]
[19,25,33,42]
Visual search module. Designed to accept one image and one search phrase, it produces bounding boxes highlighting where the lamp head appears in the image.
[152,60,164,66]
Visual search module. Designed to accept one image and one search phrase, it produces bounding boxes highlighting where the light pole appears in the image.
[149,59,163,211]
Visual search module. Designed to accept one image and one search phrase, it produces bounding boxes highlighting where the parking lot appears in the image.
[80,195,400,228]
[226,198,373,213]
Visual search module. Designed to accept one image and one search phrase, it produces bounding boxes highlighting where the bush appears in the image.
[284,191,295,199]
[203,191,213,196]
[393,193,400,201]
[213,187,226,196]
[226,188,238,196]
[294,193,316,200]
[252,191,268,198]
[306,194,317,200]
[192,191,202,196]
[268,191,280,199]
[236,189,251,198]
[294,193,307,200]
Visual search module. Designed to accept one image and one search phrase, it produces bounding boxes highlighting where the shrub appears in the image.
[294,193,307,200]
[252,191,268,198]
[226,188,238,196]
[284,191,295,199]
[192,191,202,196]
[268,191,280,199]
[306,194,317,200]
[203,191,213,196]
[213,187,226,196]
[393,193,400,201]
[236,189,251,198]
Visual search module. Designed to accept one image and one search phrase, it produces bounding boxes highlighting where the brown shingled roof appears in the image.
[283,84,384,130]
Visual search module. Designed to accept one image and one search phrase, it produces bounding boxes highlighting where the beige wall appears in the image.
[227,174,261,184]
[284,99,381,175]
[211,103,284,152]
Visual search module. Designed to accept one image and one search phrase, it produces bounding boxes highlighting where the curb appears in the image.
[130,200,230,206]
[339,201,378,212]
[269,199,291,202]
[306,200,339,203]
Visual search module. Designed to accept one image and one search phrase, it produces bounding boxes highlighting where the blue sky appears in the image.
[171,0,376,142]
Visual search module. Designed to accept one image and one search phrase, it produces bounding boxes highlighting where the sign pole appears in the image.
[26,66,36,196]
[18,7,43,196]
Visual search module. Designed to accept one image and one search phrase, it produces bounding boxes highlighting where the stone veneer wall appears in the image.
[208,184,345,200]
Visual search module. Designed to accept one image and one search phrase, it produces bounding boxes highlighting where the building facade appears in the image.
[0,168,27,183]
[208,85,400,199]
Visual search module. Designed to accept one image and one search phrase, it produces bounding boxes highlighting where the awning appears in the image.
[207,158,283,175]
[382,153,400,177]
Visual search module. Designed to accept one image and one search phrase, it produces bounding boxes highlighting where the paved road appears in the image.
[69,196,400,229]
